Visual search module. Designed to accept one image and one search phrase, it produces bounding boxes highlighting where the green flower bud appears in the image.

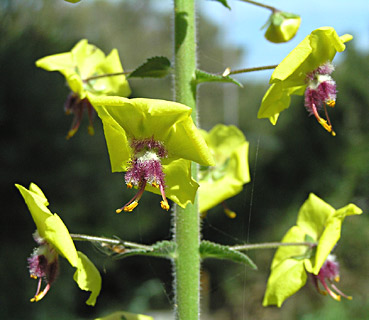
[264,12,301,43]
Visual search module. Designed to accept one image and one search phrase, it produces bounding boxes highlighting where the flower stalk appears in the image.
[83,71,131,82]
[239,0,277,12]
[222,64,278,76]
[231,241,316,251]
[70,234,153,251]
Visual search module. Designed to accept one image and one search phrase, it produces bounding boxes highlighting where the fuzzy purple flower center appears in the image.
[27,233,59,302]
[310,254,352,301]
[116,137,170,212]
[304,62,337,135]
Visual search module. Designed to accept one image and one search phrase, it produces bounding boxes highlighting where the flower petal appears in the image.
[199,124,250,212]
[271,27,352,86]
[16,183,53,239]
[270,225,307,269]
[36,39,130,99]
[16,184,79,267]
[146,158,199,208]
[43,214,79,267]
[36,50,85,97]
[296,193,335,240]
[203,124,246,163]
[73,251,102,306]
[263,258,307,307]
[95,311,153,320]
[257,82,305,123]
[93,49,131,97]
[309,203,363,274]
[90,95,215,166]
[199,143,248,212]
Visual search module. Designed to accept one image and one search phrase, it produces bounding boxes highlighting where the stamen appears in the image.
[66,104,83,140]
[222,201,236,219]
[87,125,95,136]
[31,283,51,302]
[121,201,138,212]
[326,100,335,107]
[319,278,341,301]
[159,184,170,211]
[126,182,133,189]
[323,104,336,136]
[331,283,352,300]
[86,100,95,136]
[224,208,236,219]
[116,182,147,213]
[311,103,336,136]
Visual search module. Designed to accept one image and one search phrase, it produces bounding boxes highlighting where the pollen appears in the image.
[304,62,338,135]
[123,201,139,212]
[224,208,237,219]
[160,200,170,211]
[118,138,170,212]
[326,100,335,107]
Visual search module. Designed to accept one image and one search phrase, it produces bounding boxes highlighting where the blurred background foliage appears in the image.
[1,0,368,319]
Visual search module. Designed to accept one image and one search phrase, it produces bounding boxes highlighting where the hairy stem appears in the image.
[83,71,130,82]
[222,64,278,76]
[231,241,316,251]
[173,0,199,319]
[238,0,277,12]
[70,233,153,250]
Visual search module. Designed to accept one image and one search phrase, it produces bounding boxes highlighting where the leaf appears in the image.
[200,241,257,269]
[194,69,242,87]
[114,241,177,260]
[210,0,231,10]
[128,56,172,78]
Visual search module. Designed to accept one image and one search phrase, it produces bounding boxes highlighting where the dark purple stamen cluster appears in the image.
[64,92,95,139]
[28,250,59,284]
[27,232,60,302]
[130,137,167,158]
[310,254,352,301]
[306,63,335,81]
[303,62,337,135]
[304,62,337,114]
[117,137,170,212]
[125,158,166,188]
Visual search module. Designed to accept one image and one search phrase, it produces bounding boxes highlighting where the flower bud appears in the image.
[264,12,301,43]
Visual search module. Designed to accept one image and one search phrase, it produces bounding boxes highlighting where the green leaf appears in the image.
[200,241,257,269]
[128,56,172,78]
[210,0,231,9]
[194,69,242,87]
[114,241,177,260]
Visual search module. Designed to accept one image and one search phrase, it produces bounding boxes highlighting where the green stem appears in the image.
[173,0,199,319]
[238,0,277,12]
[83,71,130,82]
[230,241,316,251]
[222,64,278,76]
[70,233,153,251]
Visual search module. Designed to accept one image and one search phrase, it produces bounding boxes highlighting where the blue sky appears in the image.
[199,0,369,80]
